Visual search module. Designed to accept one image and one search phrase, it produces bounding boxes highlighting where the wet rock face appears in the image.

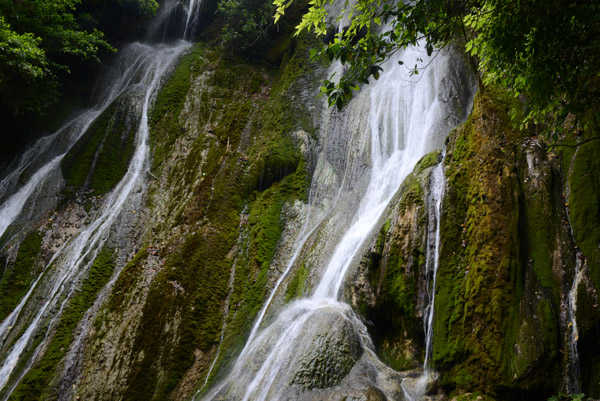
[291,309,363,389]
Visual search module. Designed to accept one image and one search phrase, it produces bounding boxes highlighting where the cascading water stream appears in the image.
[200,44,472,401]
[566,257,584,393]
[0,41,190,400]
[402,154,446,401]
[0,48,156,243]
[0,0,201,397]
[184,0,204,39]
[563,148,584,393]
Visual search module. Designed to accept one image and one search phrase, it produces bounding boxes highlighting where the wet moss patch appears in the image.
[149,44,207,168]
[61,98,137,197]
[565,139,600,288]
[363,164,429,371]
[0,231,43,322]
[286,263,310,301]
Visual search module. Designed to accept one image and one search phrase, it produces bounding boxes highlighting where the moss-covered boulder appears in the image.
[291,309,364,389]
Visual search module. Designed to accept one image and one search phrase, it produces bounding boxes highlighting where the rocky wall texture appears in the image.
[66,36,324,401]
[352,87,600,401]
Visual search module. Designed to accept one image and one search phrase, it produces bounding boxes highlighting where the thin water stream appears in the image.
[0,1,201,397]
[402,154,445,401]
[564,147,584,393]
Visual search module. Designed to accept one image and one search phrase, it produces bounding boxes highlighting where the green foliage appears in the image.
[0,17,48,81]
[0,232,43,322]
[276,0,468,109]
[464,1,600,133]
[548,394,589,401]
[278,0,600,134]
[0,0,106,116]
[217,0,275,51]
[0,0,157,120]
[118,0,158,16]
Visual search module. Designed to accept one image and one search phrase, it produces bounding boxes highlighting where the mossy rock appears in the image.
[290,309,363,389]
[61,94,138,197]
[355,151,444,372]
[433,88,564,398]
[115,31,318,401]
[557,114,600,398]
[564,139,600,289]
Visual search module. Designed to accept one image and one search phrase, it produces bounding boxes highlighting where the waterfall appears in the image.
[199,44,471,400]
[401,155,445,401]
[563,148,584,393]
[566,256,584,393]
[184,0,204,40]
[0,1,199,397]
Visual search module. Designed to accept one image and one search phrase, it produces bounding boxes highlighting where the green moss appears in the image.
[433,88,562,396]
[150,45,202,126]
[565,139,600,289]
[150,44,270,171]
[365,205,425,370]
[0,231,43,321]
[575,282,599,341]
[285,262,309,302]
[554,112,600,398]
[61,98,137,196]
[8,249,115,401]
[107,248,149,312]
[415,150,442,174]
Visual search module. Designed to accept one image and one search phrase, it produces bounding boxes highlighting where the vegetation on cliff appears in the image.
[0,231,43,322]
[61,97,138,197]
[2,0,599,400]
[276,0,599,136]
[267,2,600,396]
